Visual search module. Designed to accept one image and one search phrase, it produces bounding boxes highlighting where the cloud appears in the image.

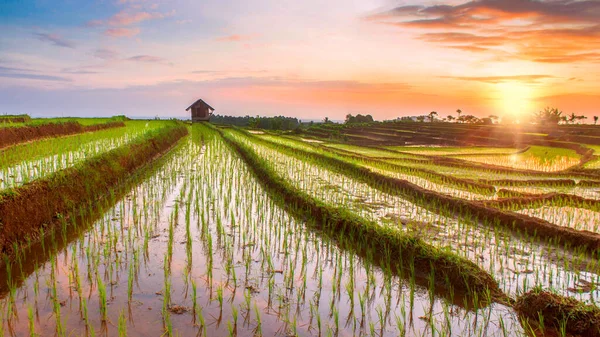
[126,55,168,63]
[369,0,600,26]
[86,7,175,38]
[366,0,600,63]
[440,75,556,84]
[34,33,76,48]
[93,48,120,60]
[215,34,254,42]
[104,27,140,37]
[106,10,166,26]
[62,68,100,74]
[87,8,176,27]
[0,77,420,119]
[0,66,71,82]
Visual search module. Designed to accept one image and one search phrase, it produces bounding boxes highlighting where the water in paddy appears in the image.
[234,132,600,304]
[0,122,161,190]
[0,125,523,336]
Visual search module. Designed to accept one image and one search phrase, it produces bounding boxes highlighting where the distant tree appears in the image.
[595,116,599,125]
[210,114,300,130]
[456,109,462,121]
[345,114,374,124]
[458,114,480,124]
[566,113,586,124]
[489,115,499,124]
[481,117,493,125]
[428,111,438,122]
[248,116,261,128]
[533,107,563,125]
[446,115,455,123]
[416,115,426,123]
[345,114,355,124]
[323,117,330,124]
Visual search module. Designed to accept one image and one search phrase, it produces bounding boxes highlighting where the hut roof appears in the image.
[185,99,215,111]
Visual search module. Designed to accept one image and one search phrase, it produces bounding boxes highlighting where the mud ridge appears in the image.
[219,127,505,303]
[0,121,125,149]
[0,124,188,256]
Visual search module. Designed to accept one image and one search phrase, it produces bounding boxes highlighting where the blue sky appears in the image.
[1,0,599,120]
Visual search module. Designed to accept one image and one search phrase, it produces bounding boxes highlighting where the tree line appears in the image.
[209,114,300,130]
[389,108,596,125]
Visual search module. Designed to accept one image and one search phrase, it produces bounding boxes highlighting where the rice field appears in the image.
[2,120,600,336]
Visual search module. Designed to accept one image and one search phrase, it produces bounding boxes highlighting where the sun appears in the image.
[495,82,536,120]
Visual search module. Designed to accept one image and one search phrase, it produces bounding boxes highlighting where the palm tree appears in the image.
[456,109,462,122]
[533,107,563,125]
[447,115,455,123]
[594,116,598,125]
[428,111,438,122]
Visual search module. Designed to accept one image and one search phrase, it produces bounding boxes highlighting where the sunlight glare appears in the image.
[496,82,535,119]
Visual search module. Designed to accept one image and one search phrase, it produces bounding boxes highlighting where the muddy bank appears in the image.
[515,289,600,337]
[487,192,600,213]
[240,128,600,255]
[482,178,576,187]
[282,136,497,195]
[220,127,505,303]
[0,121,125,149]
[0,131,185,295]
[0,115,30,124]
[0,124,187,256]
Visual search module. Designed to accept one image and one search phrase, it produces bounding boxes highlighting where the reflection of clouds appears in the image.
[1,131,529,336]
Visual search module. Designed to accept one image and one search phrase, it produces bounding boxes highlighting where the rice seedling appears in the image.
[1,122,598,336]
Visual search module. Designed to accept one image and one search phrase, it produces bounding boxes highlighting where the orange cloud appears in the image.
[367,0,600,64]
[104,27,140,37]
[107,10,166,26]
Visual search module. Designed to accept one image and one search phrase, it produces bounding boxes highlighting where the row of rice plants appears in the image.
[250,131,596,252]
[255,133,496,200]
[0,121,164,190]
[259,133,600,207]
[0,123,520,336]
[230,129,600,304]
[385,146,521,156]
[445,146,581,172]
[0,122,187,256]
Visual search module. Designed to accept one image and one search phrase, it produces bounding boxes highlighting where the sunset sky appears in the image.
[1,0,599,120]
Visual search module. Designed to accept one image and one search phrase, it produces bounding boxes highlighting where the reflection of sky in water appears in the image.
[0,130,149,190]
[0,131,525,336]
[237,133,600,304]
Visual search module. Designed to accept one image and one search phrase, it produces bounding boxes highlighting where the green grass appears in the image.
[386,146,520,156]
[450,146,581,172]
[321,143,422,159]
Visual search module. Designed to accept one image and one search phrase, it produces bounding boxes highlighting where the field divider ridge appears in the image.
[218,126,507,305]
[0,123,188,257]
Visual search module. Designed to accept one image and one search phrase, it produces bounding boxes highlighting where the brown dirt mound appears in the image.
[0,117,29,124]
[0,124,187,256]
[515,290,600,337]
[0,121,125,149]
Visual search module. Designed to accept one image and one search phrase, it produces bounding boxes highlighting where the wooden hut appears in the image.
[186,99,214,122]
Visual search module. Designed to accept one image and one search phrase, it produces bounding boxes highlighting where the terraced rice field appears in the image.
[1,120,600,336]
